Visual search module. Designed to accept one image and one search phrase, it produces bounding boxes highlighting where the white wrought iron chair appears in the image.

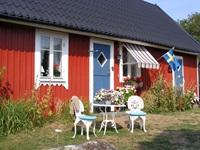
[126,95,147,133]
[70,96,97,140]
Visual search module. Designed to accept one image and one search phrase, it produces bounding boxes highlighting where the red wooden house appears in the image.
[0,0,200,108]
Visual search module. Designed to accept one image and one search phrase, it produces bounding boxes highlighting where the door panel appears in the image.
[93,43,110,95]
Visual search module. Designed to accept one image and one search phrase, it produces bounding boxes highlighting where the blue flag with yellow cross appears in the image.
[163,49,180,71]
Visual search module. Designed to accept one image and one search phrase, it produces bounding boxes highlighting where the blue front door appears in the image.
[93,43,110,95]
[174,57,183,94]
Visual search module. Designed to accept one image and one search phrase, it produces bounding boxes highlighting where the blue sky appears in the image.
[144,0,200,20]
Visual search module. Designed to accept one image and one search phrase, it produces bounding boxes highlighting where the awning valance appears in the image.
[123,43,159,69]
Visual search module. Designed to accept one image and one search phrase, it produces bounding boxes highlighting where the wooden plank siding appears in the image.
[143,47,198,93]
[114,41,123,88]
[68,33,90,100]
[0,22,91,104]
[142,47,173,90]
[0,22,198,106]
[182,53,198,92]
[0,22,35,100]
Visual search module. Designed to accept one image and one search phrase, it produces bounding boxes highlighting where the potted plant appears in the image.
[123,76,143,88]
[94,89,124,105]
[135,76,143,88]
[54,64,61,77]
[116,86,137,105]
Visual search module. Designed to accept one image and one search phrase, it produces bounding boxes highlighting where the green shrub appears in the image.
[141,74,198,113]
[0,100,43,139]
[176,89,199,111]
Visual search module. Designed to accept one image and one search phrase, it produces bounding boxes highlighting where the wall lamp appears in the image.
[116,54,121,63]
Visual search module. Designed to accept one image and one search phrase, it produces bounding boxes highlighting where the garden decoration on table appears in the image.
[94,89,124,105]
[116,86,137,105]
[124,76,143,88]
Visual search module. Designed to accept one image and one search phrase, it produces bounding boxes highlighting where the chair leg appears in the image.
[141,116,147,132]
[130,116,137,133]
[93,121,97,137]
[72,119,80,138]
[80,122,84,135]
[131,119,134,133]
[139,118,143,129]
[128,116,131,131]
[86,123,90,140]
[103,121,108,135]
[82,120,93,140]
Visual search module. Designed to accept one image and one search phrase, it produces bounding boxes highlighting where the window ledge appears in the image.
[38,78,68,89]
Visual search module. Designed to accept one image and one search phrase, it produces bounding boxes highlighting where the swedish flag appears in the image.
[163,49,180,71]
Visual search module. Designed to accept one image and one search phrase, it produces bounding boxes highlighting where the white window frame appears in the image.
[34,29,69,89]
[119,45,141,82]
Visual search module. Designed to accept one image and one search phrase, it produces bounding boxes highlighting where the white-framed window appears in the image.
[34,29,68,89]
[120,46,141,82]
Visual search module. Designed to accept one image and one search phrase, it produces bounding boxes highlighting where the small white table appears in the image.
[93,103,126,135]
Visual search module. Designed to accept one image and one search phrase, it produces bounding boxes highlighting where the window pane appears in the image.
[53,52,62,77]
[41,50,49,77]
[123,48,128,76]
[123,65,128,76]
[123,48,128,63]
[41,36,50,49]
[54,38,62,51]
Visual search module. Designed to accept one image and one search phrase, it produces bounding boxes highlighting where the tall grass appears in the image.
[0,100,43,139]
[0,67,44,139]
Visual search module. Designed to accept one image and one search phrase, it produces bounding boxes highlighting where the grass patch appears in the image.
[0,107,200,150]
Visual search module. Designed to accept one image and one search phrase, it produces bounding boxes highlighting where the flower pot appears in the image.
[138,82,143,88]
[105,100,111,105]
[124,84,133,88]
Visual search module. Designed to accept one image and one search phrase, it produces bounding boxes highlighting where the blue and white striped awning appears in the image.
[123,43,159,69]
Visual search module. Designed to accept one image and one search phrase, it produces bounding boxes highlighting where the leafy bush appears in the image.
[141,74,198,113]
[0,67,43,139]
[0,66,70,139]
[0,66,13,101]
[176,90,199,111]
[0,100,43,139]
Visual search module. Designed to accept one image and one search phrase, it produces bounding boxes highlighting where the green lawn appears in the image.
[1,107,200,150]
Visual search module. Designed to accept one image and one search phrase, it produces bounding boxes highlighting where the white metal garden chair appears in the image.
[126,95,147,133]
[70,96,97,140]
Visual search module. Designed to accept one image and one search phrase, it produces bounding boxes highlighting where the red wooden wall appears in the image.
[0,22,35,100]
[146,47,198,93]
[0,21,198,103]
[0,22,91,102]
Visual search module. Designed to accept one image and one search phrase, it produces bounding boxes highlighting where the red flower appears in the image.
[135,76,142,83]
[54,64,59,69]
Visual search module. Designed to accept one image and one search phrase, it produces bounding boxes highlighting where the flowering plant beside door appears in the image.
[94,89,124,105]
[116,86,137,104]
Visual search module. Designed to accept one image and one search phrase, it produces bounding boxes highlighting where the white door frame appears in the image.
[89,38,114,111]
[172,56,184,93]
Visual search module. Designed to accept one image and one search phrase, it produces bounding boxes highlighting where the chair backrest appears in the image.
[127,96,144,111]
[70,96,84,117]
